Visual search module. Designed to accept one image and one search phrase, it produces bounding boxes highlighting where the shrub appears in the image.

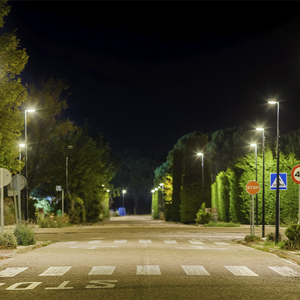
[266,232,283,242]
[14,224,36,246]
[38,213,71,228]
[284,224,300,249]
[195,202,212,224]
[203,221,240,227]
[0,232,18,249]
[244,235,260,242]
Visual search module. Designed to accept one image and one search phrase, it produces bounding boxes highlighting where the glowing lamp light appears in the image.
[151,190,155,193]
[122,190,126,194]
[26,108,36,112]
[19,144,25,148]
[256,128,264,131]
[197,152,203,156]
[250,144,257,147]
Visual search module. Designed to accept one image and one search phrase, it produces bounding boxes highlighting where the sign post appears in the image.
[56,186,64,216]
[291,165,300,223]
[246,181,260,236]
[0,168,12,233]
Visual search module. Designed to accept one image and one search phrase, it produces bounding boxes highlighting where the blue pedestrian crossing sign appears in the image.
[270,173,287,190]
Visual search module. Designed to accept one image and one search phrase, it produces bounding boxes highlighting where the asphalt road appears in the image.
[1,216,300,300]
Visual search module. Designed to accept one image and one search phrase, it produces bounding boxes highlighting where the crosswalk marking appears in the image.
[225,266,259,276]
[164,240,177,244]
[189,240,204,245]
[39,267,72,276]
[114,240,127,243]
[139,239,152,243]
[63,241,77,244]
[214,242,229,246]
[268,267,300,277]
[182,265,210,275]
[88,266,115,275]
[137,265,161,275]
[0,267,28,278]
[88,241,102,244]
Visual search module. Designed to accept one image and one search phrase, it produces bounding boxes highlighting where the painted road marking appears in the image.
[225,266,259,276]
[164,240,177,244]
[137,265,161,275]
[269,267,300,277]
[45,281,73,290]
[139,239,152,243]
[6,282,42,290]
[86,280,117,289]
[39,266,72,276]
[63,241,77,244]
[88,266,116,275]
[88,240,102,244]
[176,246,204,249]
[0,267,28,277]
[0,283,4,286]
[189,240,204,245]
[214,242,230,246]
[114,240,127,243]
[182,265,210,276]
[70,246,119,249]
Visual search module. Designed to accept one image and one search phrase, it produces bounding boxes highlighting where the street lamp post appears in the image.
[251,144,258,227]
[268,100,280,243]
[122,189,126,207]
[256,128,265,237]
[197,153,204,205]
[18,144,25,223]
[24,108,35,221]
[65,145,73,215]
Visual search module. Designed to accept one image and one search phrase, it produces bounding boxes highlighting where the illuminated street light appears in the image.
[24,108,35,221]
[122,189,126,207]
[268,100,280,243]
[251,144,258,226]
[256,128,265,237]
[197,152,204,205]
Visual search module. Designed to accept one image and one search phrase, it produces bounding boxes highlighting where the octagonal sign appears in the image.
[246,180,260,195]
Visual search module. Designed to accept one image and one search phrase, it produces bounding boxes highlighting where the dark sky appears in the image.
[4,1,300,156]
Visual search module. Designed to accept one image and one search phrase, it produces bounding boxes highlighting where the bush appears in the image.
[244,235,260,242]
[266,232,283,242]
[195,202,212,224]
[284,224,300,249]
[14,224,36,246]
[0,232,18,249]
[203,221,240,227]
[38,213,71,228]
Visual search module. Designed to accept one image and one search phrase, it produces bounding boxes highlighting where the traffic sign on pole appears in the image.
[291,165,300,184]
[246,180,260,195]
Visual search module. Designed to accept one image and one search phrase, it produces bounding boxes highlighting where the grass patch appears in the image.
[203,222,240,227]
[14,224,36,246]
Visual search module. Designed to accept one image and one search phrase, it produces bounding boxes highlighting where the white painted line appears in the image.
[269,267,300,277]
[214,242,230,246]
[86,280,117,289]
[0,267,28,277]
[114,240,127,243]
[6,282,42,290]
[0,283,5,286]
[225,266,259,276]
[88,266,116,275]
[164,240,177,244]
[189,240,204,245]
[88,240,102,244]
[176,246,203,249]
[137,265,161,275]
[45,281,74,290]
[70,246,119,249]
[182,265,210,276]
[139,239,152,243]
[39,266,71,276]
[63,241,77,244]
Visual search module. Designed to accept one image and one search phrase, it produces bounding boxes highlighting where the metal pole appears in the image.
[275,102,280,243]
[262,130,265,237]
[252,195,255,236]
[62,188,64,216]
[24,110,28,221]
[298,185,300,224]
[1,168,4,233]
[255,145,258,226]
[202,154,204,205]
[66,152,68,214]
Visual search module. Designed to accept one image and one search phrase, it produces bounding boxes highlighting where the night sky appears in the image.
[4,2,300,156]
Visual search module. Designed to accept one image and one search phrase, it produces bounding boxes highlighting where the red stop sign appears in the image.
[246,180,260,195]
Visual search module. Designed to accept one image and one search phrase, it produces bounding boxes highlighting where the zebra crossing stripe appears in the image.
[269,267,300,277]
[88,241,102,244]
[114,240,127,243]
[225,266,259,276]
[63,241,77,244]
[189,240,204,245]
[88,266,116,275]
[0,283,4,286]
[39,267,72,276]
[139,239,152,243]
[164,240,177,244]
[137,265,161,275]
[214,242,229,246]
[182,265,210,275]
[0,267,28,277]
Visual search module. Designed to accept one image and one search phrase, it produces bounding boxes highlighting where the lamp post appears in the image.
[122,189,126,207]
[256,128,265,237]
[65,145,73,214]
[268,100,280,243]
[24,108,35,221]
[159,183,164,211]
[251,144,258,226]
[197,153,204,205]
[18,144,25,223]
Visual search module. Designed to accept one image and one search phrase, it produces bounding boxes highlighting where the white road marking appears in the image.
[114,240,127,243]
[164,240,177,244]
[70,246,119,249]
[0,267,28,277]
[269,267,300,277]
[88,266,116,275]
[39,266,71,276]
[88,240,102,244]
[225,266,259,276]
[139,239,152,243]
[214,242,229,246]
[182,265,210,275]
[176,246,203,249]
[45,281,73,289]
[86,280,117,289]
[137,265,161,275]
[0,283,5,286]
[6,282,42,290]
[63,241,77,244]
[189,240,204,245]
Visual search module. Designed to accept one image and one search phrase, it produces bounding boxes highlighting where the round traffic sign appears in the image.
[0,168,11,187]
[11,174,27,191]
[246,180,260,195]
[291,165,300,184]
